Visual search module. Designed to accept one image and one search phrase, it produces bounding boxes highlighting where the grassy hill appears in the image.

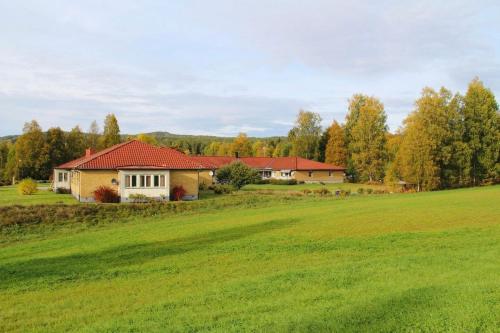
[1,186,499,332]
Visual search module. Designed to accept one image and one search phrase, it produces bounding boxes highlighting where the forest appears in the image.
[0,78,498,191]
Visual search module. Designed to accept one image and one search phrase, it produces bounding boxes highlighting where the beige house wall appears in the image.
[294,170,344,183]
[170,170,199,198]
[199,170,215,186]
[79,170,119,201]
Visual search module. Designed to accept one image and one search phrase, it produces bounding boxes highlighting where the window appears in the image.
[262,170,272,178]
[281,171,291,178]
[308,171,313,177]
[125,173,166,188]
[63,172,68,181]
[58,172,63,182]
[329,171,332,177]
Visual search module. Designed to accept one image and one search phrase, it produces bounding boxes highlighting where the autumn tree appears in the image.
[462,78,499,185]
[136,133,158,145]
[349,97,388,182]
[231,133,252,157]
[87,120,101,150]
[15,120,47,179]
[344,94,368,180]
[66,126,86,160]
[324,121,347,166]
[288,110,322,160]
[42,127,67,177]
[101,114,121,148]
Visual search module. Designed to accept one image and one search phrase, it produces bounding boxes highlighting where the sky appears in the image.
[1,0,499,137]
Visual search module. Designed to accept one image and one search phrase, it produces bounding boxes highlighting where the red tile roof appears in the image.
[191,156,345,171]
[56,140,203,170]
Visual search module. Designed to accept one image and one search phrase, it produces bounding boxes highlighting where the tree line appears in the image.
[0,77,498,190]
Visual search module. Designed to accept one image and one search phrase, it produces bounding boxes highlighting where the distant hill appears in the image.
[0,131,286,143]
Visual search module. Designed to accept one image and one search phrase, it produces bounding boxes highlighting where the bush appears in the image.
[212,184,233,195]
[172,186,187,201]
[128,193,150,203]
[357,188,365,194]
[302,189,312,195]
[216,161,260,189]
[18,178,38,195]
[366,188,373,194]
[254,179,270,184]
[314,187,331,196]
[198,182,208,191]
[93,186,119,203]
[269,179,297,185]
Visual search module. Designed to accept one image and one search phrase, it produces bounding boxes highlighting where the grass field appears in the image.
[243,182,388,192]
[1,186,499,332]
[0,186,76,206]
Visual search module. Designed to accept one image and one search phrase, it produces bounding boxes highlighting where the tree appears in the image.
[136,133,158,145]
[204,141,221,155]
[87,120,101,150]
[396,113,439,191]
[66,126,86,160]
[324,121,347,166]
[318,128,329,162]
[4,143,17,183]
[462,78,499,185]
[349,97,388,182]
[0,141,10,184]
[101,114,121,148]
[217,142,232,156]
[252,140,267,157]
[288,110,322,160]
[344,94,368,180]
[42,127,67,177]
[15,120,47,179]
[216,161,260,189]
[231,133,252,157]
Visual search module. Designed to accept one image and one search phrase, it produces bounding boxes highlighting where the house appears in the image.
[192,156,345,186]
[53,140,203,202]
[54,140,346,203]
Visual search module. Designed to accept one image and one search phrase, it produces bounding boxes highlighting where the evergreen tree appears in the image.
[288,110,322,160]
[324,121,347,166]
[349,97,388,182]
[101,114,121,148]
[462,78,499,184]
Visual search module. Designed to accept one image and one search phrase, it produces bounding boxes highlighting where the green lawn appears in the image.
[243,182,388,192]
[0,185,77,206]
[1,186,499,332]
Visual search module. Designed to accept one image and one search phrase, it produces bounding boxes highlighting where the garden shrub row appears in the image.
[0,194,301,229]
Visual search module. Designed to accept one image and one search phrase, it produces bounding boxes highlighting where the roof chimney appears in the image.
[85,148,95,158]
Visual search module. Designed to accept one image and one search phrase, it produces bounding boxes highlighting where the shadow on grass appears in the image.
[289,286,447,333]
[0,217,298,290]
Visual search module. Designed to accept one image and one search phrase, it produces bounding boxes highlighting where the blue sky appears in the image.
[1,0,499,136]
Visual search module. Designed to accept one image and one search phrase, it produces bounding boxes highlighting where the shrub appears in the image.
[128,193,150,203]
[366,188,373,194]
[357,188,365,195]
[18,178,38,195]
[212,184,233,195]
[254,179,270,184]
[314,188,331,196]
[172,186,187,201]
[269,179,297,185]
[198,182,208,191]
[93,186,119,203]
[216,161,260,189]
[302,189,312,195]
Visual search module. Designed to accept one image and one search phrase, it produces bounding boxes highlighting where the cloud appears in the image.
[0,0,499,136]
